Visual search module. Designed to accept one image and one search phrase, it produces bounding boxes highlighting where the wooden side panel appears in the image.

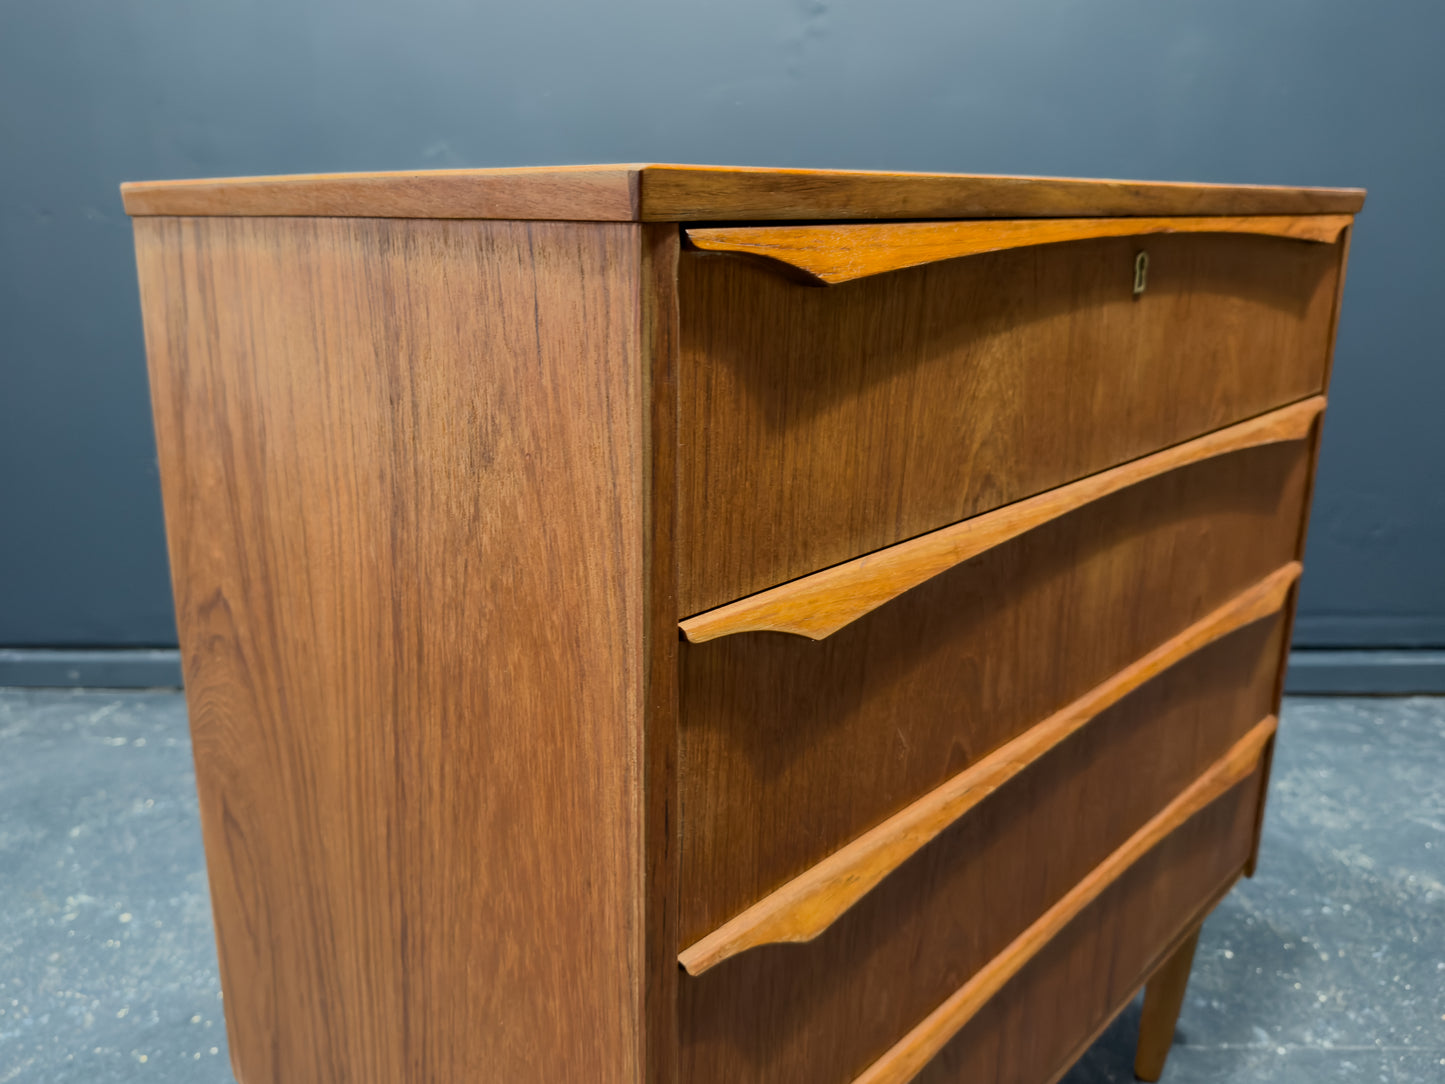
[678,232,1341,614]
[678,625,1279,1084]
[135,217,648,1084]
[679,440,1311,945]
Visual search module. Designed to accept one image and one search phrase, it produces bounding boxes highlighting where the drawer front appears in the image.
[678,228,1342,615]
[678,666,1271,1084]
[678,438,1309,947]
[908,772,1260,1084]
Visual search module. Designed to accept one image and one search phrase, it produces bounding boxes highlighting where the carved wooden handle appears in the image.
[681,397,1324,644]
[686,215,1351,285]
[678,563,1299,976]
[850,714,1278,1084]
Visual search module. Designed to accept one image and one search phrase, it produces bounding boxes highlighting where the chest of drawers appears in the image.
[123,164,1362,1084]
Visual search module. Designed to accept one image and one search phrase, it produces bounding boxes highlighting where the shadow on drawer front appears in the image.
[679,439,1309,947]
[679,231,1341,614]
[678,630,1276,1084]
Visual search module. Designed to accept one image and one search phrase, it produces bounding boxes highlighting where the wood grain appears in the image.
[1034,878,1237,1084]
[853,716,1277,1084]
[678,230,1342,614]
[638,165,1364,221]
[135,216,652,1084]
[124,165,1361,1084]
[639,222,682,1083]
[914,861,1251,1084]
[685,215,1351,284]
[120,163,1366,221]
[1134,925,1203,1081]
[679,439,1311,948]
[681,398,1322,641]
[679,617,1281,1084]
[678,562,1298,976]
[121,164,642,219]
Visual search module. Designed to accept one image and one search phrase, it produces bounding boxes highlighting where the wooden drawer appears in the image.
[907,767,1262,1084]
[678,222,1345,615]
[678,433,1311,952]
[679,659,1272,1083]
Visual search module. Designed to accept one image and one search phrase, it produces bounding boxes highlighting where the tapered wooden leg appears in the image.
[1134,925,1202,1081]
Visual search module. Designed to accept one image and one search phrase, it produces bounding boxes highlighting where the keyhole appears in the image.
[1133,251,1149,298]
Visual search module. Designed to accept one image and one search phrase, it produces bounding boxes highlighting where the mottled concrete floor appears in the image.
[1,691,1441,1083]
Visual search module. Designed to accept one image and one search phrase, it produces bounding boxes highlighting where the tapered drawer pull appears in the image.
[680,397,1323,644]
[676,563,1297,976]
[849,714,1277,1084]
[685,215,1350,285]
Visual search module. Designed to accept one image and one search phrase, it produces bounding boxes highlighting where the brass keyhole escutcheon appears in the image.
[1133,251,1149,298]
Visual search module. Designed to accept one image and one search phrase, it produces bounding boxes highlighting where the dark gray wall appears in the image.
[2,0,1441,649]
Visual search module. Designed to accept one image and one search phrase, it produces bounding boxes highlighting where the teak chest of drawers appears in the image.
[123,164,1363,1084]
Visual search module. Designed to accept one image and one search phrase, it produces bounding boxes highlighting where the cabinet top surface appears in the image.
[120,163,1365,222]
